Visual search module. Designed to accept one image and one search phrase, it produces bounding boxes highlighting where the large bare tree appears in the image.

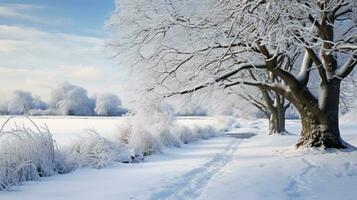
[108,0,356,148]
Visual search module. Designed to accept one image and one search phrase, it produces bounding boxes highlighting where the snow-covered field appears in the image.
[1,117,357,200]
[0,116,222,145]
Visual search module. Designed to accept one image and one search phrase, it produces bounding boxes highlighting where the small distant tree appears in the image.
[50,83,95,116]
[7,90,33,115]
[7,90,48,115]
[94,93,127,116]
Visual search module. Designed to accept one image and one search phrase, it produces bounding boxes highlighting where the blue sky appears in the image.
[0,0,126,101]
[0,0,115,37]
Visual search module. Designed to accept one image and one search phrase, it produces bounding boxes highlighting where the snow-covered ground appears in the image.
[0,116,222,145]
[1,117,357,200]
[199,120,357,200]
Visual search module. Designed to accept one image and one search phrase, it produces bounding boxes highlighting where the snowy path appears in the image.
[149,138,241,200]
[0,136,239,200]
[147,121,260,200]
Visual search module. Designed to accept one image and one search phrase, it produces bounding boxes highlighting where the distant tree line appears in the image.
[0,83,128,116]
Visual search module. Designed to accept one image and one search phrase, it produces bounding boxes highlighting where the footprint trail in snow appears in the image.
[148,138,241,200]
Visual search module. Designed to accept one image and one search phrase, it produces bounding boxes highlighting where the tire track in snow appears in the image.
[148,138,241,200]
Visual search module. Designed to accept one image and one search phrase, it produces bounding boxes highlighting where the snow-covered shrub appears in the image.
[176,105,208,116]
[31,96,48,110]
[0,117,65,190]
[6,90,48,115]
[114,120,133,144]
[112,97,225,158]
[170,124,196,144]
[128,127,161,156]
[3,90,48,115]
[94,93,127,116]
[214,116,240,132]
[192,125,219,139]
[170,124,219,144]
[128,101,181,154]
[68,129,126,168]
[111,97,223,159]
[7,90,33,114]
[50,83,95,116]
[112,99,181,156]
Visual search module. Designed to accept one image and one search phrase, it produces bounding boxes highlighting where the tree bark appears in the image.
[295,79,346,148]
[258,84,289,135]
[296,113,344,148]
[269,104,287,135]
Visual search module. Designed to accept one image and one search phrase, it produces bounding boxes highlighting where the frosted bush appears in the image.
[216,116,240,132]
[146,119,181,148]
[114,120,132,144]
[170,124,196,144]
[32,96,48,110]
[50,83,95,116]
[111,100,182,156]
[192,125,219,139]
[114,98,223,157]
[169,124,220,144]
[7,90,33,114]
[0,117,65,190]
[127,100,177,154]
[128,127,161,156]
[155,128,181,147]
[68,129,126,168]
[94,93,127,116]
[176,105,207,116]
[6,90,48,115]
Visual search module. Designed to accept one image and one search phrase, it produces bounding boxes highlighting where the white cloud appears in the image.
[0,25,127,101]
[0,25,108,68]
[0,4,46,23]
[0,3,73,26]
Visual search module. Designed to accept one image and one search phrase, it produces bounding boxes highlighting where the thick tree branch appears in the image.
[305,48,328,84]
[297,50,313,85]
[336,53,357,79]
[165,63,266,97]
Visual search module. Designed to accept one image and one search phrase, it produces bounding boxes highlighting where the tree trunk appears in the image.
[269,106,286,135]
[296,113,345,148]
[295,79,346,148]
